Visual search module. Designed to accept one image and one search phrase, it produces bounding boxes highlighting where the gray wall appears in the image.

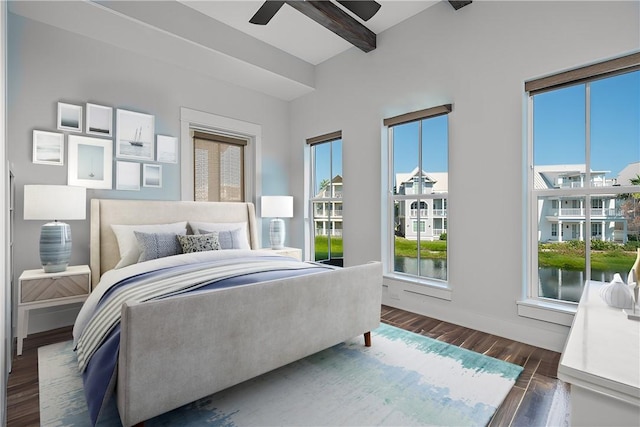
[289,1,639,351]
[8,13,292,332]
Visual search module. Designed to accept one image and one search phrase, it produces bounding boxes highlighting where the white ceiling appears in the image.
[179,1,438,65]
[9,0,441,100]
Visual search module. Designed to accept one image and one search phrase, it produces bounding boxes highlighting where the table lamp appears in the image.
[261,196,293,250]
[23,185,86,273]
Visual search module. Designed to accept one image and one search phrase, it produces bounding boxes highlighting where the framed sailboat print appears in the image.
[116,109,155,160]
[68,135,113,189]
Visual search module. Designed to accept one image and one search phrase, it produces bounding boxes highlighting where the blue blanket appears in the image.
[76,254,333,425]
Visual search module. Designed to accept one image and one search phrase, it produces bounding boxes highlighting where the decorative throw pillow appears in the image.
[188,221,251,249]
[177,233,221,253]
[111,221,188,269]
[135,231,185,263]
[199,228,244,250]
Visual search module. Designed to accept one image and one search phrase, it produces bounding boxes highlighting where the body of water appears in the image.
[394,256,621,303]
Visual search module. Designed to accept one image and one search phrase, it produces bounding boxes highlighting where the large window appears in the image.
[309,132,343,266]
[385,105,451,284]
[193,130,246,202]
[527,53,640,304]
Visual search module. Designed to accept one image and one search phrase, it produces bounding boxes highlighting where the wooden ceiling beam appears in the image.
[449,1,472,11]
[285,0,376,53]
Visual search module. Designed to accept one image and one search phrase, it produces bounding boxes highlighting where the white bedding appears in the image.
[73,249,278,345]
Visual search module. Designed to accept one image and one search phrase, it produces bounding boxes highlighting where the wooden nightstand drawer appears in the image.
[20,274,89,303]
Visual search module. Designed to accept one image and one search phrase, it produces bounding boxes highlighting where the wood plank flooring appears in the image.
[6,306,570,426]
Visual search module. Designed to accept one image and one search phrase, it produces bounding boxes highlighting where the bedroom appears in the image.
[0,0,639,425]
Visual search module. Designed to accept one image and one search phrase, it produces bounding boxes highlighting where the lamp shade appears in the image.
[261,196,293,218]
[24,185,86,273]
[24,185,86,220]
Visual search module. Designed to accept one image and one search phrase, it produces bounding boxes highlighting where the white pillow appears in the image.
[188,221,251,250]
[111,221,188,269]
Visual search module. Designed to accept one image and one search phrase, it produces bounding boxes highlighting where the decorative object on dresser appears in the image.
[261,195,293,249]
[599,272,634,309]
[23,185,86,273]
[17,265,91,356]
[624,248,640,320]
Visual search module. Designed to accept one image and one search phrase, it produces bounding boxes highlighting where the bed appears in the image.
[74,199,383,427]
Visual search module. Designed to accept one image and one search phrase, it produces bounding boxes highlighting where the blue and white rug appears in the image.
[39,323,523,426]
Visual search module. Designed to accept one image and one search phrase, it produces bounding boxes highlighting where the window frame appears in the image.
[192,130,247,202]
[384,104,452,288]
[307,131,343,265]
[520,53,640,323]
[179,107,260,203]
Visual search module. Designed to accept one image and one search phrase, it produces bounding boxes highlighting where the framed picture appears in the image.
[116,161,141,191]
[156,135,178,163]
[32,130,64,165]
[143,164,162,188]
[67,135,112,189]
[116,109,155,160]
[86,103,113,137]
[57,102,83,132]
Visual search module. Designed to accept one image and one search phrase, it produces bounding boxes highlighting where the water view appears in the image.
[395,256,624,303]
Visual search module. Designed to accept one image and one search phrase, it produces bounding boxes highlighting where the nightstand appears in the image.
[17,265,91,355]
[260,247,302,261]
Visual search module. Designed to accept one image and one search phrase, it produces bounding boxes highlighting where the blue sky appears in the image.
[315,70,639,191]
[534,71,639,179]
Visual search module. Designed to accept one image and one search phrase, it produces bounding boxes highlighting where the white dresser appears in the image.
[558,280,640,426]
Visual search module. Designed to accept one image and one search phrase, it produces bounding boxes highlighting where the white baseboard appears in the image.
[382,293,569,353]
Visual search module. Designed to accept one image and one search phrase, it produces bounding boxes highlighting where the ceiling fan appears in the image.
[250,1,382,26]
[250,1,381,53]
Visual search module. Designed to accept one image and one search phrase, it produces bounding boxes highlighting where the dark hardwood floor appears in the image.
[6,306,570,426]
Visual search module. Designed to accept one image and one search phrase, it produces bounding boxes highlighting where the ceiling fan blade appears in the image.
[249,1,285,25]
[336,1,381,21]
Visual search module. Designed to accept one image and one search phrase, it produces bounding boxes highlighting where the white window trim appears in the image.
[384,119,451,294]
[520,77,639,325]
[180,107,261,204]
[307,137,342,262]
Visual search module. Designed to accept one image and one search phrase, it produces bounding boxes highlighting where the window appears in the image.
[308,131,343,266]
[527,53,639,305]
[192,130,246,202]
[384,104,451,283]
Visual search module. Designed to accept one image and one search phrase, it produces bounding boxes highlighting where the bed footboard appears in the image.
[117,261,382,427]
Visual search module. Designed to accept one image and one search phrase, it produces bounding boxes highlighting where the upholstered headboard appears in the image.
[90,199,259,288]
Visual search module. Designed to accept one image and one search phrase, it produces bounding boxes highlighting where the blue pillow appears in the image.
[134,231,185,262]
[199,228,244,249]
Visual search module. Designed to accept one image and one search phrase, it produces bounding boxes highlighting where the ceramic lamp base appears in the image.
[269,218,285,250]
[40,221,72,273]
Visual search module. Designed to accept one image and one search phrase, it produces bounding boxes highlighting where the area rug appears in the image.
[39,323,523,426]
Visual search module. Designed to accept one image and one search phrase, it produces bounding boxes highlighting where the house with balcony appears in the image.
[395,168,448,241]
[312,175,343,238]
[535,164,628,243]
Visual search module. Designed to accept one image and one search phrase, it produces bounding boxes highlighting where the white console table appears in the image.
[558,280,640,426]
